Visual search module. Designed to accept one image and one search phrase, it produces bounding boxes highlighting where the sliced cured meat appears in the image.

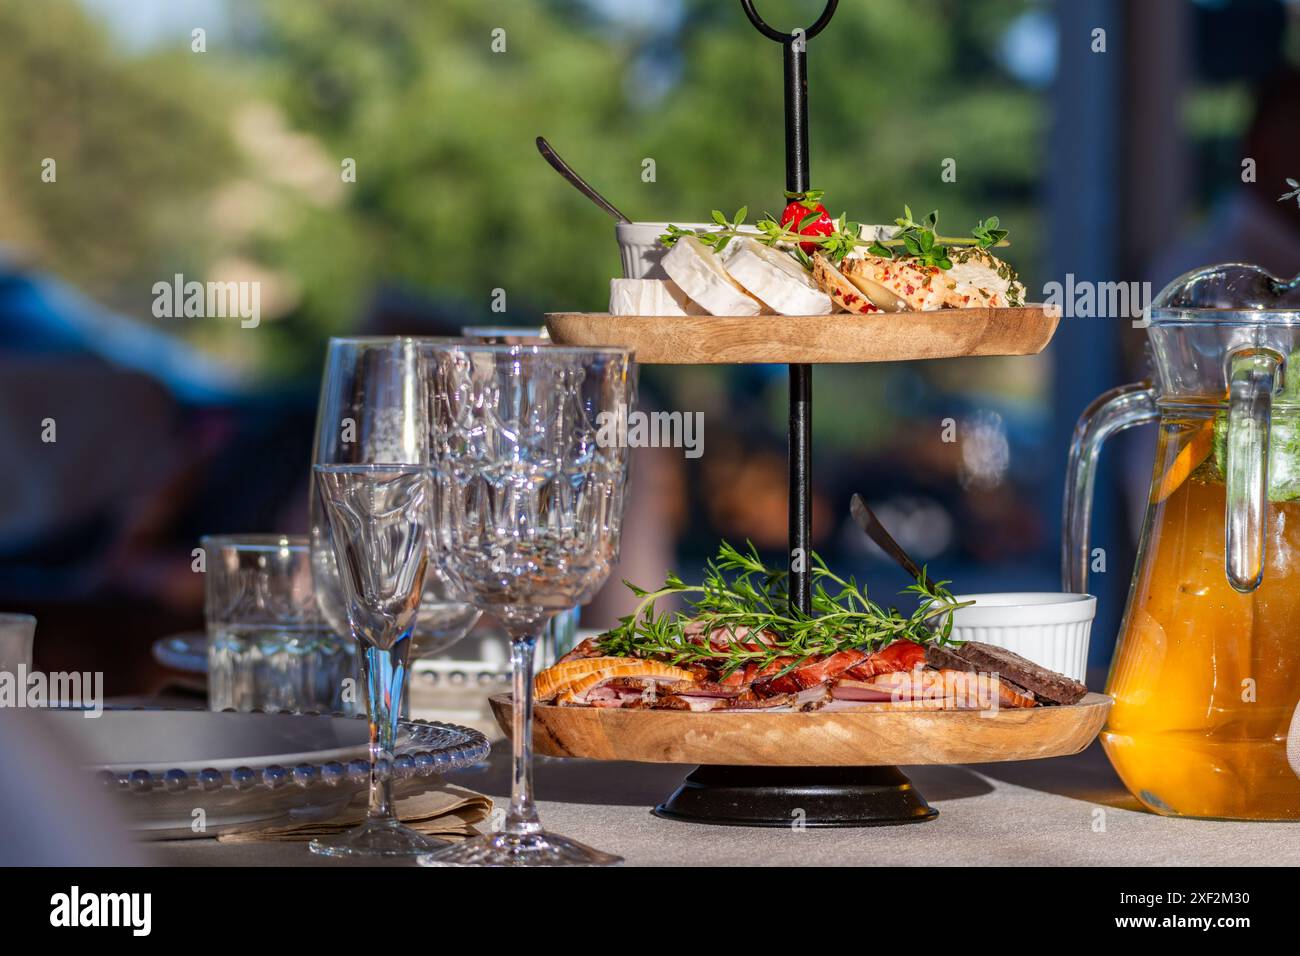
[829,679,897,702]
[660,680,747,699]
[843,640,926,680]
[750,649,868,698]
[728,684,829,711]
[555,637,607,664]
[638,694,729,712]
[923,642,974,673]
[831,667,1035,709]
[535,657,633,702]
[552,661,699,706]
[684,622,780,650]
[944,641,1086,705]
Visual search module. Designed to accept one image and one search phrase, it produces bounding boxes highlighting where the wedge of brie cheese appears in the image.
[720,237,832,316]
[608,278,705,316]
[661,235,766,316]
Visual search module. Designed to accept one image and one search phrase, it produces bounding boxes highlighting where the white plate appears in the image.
[51,709,380,774]
[39,709,489,839]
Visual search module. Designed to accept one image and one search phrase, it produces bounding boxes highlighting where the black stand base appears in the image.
[652,764,938,828]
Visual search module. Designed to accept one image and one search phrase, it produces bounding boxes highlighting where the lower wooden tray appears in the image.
[489,692,1111,767]
[544,307,1058,365]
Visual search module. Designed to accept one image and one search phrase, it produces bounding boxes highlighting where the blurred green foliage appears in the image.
[249,0,1044,310]
[0,0,234,305]
[0,0,1044,385]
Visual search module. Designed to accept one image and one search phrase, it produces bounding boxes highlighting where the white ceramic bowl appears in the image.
[948,592,1096,684]
[615,222,763,280]
[615,222,705,279]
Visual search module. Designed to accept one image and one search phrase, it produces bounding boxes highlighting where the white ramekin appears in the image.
[948,592,1096,683]
[615,222,763,280]
[615,222,707,279]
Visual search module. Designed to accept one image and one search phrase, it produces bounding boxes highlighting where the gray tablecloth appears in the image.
[146,743,1300,866]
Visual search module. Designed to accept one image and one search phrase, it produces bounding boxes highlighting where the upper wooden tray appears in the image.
[489,692,1111,767]
[544,307,1059,365]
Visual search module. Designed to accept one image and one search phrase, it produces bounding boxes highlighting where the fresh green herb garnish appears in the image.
[597,541,969,676]
[661,201,1012,271]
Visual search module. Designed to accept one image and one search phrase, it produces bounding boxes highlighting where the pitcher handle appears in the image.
[1224,348,1283,592]
[1062,382,1160,593]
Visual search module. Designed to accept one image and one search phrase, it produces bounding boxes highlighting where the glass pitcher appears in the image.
[1065,264,1300,820]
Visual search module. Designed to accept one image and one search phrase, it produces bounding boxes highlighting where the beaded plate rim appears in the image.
[76,708,491,794]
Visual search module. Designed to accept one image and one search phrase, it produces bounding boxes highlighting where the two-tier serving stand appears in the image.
[493,1,1107,827]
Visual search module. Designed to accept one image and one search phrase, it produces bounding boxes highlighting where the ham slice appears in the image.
[535,657,635,702]
[843,640,926,680]
[750,649,868,698]
[830,667,1035,710]
[552,661,699,706]
[639,694,730,712]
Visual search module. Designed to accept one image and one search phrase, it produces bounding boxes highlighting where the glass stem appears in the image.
[507,633,542,838]
[361,633,411,823]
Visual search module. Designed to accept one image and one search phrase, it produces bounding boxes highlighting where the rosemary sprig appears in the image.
[597,541,970,675]
[661,203,1010,269]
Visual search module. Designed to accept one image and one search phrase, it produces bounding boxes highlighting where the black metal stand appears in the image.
[646,2,938,829]
[742,0,832,615]
[653,764,937,828]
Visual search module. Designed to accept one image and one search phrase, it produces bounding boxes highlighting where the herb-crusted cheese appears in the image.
[944,247,1026,308]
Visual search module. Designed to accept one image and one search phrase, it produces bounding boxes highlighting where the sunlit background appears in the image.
[3,0,1298,693]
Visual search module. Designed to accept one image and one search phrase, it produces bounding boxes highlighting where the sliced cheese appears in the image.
[661,235,766,316]
[608,278,704,316]
[941,248,1026,309]
[720,237,832,316]
[812,253,880,314]
[841,256,948,312]
[858,223,900,242]
[843,223,900,259]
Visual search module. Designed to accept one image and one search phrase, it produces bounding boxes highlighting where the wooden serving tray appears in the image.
[544,307,1059,365]
[489,692,1111,767]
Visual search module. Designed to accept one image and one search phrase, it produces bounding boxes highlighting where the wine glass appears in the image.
[419,343,635,867]
[459,325,575,669]
[458,325,549,345]
[310,337,482,661]
[310,463,438,857]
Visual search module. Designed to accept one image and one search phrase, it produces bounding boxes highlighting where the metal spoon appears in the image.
[535,136,631,223]
[849,494,967,628]
[849,493,931,591]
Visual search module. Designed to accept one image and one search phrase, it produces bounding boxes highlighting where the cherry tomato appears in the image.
[779,197,834,253]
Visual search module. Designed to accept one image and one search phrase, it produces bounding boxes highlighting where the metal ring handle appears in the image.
[741,0,838,43]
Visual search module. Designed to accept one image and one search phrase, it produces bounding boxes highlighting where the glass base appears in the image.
[309,818,446,858]
[417,830,622,867]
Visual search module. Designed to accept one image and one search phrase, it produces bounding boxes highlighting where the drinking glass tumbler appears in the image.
[202,535,356,714]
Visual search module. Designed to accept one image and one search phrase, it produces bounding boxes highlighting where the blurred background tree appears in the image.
[0,0,1054,586]
[0,0,235,308]
[5,0,1298,684]
[0,0,1044,373]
